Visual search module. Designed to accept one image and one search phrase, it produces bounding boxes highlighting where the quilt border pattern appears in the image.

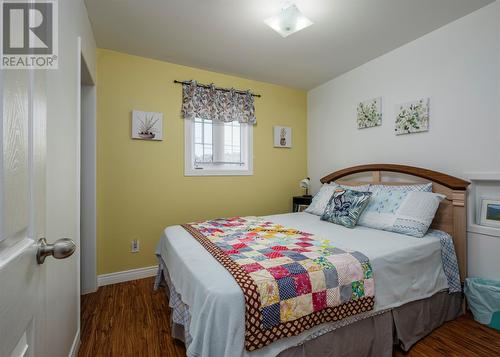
[182,223,375,351]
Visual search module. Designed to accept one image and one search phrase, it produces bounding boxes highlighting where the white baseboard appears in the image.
[97,265,158,287]
[68,328,80,357]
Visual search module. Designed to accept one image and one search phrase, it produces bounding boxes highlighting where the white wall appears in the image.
[308,2,500,278]
[45,0,96,356]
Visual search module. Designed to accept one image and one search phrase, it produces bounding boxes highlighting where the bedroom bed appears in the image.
[155,164,470,357]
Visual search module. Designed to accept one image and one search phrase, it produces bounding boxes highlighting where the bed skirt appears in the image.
[155,262,462,357]
[278,290,462,356]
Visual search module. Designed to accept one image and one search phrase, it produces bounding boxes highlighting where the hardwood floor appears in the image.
[79,277,500,357]
[79,277,185,357]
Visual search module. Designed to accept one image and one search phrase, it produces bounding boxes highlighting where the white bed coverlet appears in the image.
[156,212,449,357]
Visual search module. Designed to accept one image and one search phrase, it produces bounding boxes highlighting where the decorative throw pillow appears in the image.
[320,189,372,228]
[358,186,444,237]
[305,183,370,216]
[358,183,432,230]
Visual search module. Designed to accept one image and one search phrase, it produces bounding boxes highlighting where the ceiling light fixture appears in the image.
[264,2,313,38]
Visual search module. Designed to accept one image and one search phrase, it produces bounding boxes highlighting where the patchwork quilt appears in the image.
[182,216,375,351]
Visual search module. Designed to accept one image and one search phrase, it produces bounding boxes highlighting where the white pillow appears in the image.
[358,190,445,237]
[357,183,433,230]
[392,191,445,237]
[305,183,370,216]
[304,184,338,216]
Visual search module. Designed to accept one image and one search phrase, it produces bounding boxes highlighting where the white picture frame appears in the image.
[132,110,163,141]
[480,199,500,228]
[395,98,430,135]
[273,126,292,148]
[357,97,382,129]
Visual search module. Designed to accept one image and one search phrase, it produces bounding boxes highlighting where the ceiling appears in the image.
[85,0,494,89]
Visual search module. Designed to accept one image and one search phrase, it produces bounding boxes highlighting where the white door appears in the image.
[0,49,75,357]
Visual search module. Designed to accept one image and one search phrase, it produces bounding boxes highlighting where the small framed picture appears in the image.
[132,110,163,141]
[274,126,292,148]
[480,199,500,228]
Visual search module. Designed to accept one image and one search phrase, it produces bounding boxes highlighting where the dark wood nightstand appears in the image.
[292,195,313,212]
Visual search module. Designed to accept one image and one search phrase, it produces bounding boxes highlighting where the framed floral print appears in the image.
[395,98,430,135]
[357,97,382,129]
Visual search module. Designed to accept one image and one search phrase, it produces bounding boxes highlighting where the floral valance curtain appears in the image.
[181,81,256,125]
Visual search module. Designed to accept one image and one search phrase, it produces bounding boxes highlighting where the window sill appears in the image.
[184,168,253,176]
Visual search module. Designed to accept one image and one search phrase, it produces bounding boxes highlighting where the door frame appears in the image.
[60,34,98,357]
[78,37,98,296]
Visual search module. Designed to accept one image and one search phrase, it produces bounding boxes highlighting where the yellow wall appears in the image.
[97,49,307,274]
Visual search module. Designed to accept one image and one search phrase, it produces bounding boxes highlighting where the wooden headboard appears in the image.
[320,164,470,282]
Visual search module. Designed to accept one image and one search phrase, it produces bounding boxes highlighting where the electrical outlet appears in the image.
[131,239,140,253]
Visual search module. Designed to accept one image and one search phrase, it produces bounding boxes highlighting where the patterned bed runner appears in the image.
[182,217,375,351]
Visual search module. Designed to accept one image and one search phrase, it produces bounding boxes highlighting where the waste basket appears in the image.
[465,278,500,330]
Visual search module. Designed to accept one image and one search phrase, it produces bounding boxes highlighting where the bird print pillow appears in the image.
[321,189,372,228]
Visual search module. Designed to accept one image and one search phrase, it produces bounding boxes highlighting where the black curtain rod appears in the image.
[173,80,261,98]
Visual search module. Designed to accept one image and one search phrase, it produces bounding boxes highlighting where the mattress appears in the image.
[156,212,449,357]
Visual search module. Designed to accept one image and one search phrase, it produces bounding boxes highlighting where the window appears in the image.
[185,118,253,176]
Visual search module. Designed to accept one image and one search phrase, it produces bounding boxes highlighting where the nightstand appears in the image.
[292,196,313,212]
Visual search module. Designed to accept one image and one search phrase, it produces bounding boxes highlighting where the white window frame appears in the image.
[184,118,253,176]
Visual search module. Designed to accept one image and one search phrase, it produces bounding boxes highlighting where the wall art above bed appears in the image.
[395,98,430,135]
[132,110,163,141]
[357,97,382,129]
